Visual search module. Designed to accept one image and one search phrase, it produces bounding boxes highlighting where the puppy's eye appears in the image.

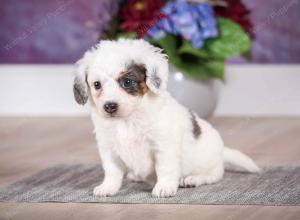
[122,78,134,88]
[93,81,101,90]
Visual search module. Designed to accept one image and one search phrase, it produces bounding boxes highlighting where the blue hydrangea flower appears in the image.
[147,0,218,48]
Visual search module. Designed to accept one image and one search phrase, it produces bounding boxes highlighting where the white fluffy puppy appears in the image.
[73,39,260,198]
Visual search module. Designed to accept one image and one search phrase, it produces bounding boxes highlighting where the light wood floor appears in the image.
[0,117,299,220]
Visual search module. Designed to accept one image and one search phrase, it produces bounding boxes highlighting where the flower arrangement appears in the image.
[106,0,253,80]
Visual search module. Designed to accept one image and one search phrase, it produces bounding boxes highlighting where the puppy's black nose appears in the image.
[104,102,118,114]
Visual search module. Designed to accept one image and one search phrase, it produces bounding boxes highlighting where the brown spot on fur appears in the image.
[117,62,148,96]
[140,81,149,94]
[189,110,201,139]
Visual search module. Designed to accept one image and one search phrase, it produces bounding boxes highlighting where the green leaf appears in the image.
[149,35,179,60]
[173,61,210,78]
[242,50,252,60]
[147,35,225,80]
[175,60,224,80]
[178,40,209,59]
[204,17,251,59]
[148,35,184,71]
[203,60,225,80]
[116,32,137,39]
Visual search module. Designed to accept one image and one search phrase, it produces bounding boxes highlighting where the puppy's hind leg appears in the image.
[179,165,224,188]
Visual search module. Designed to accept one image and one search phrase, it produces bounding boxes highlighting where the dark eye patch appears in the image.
[118,62,148,96]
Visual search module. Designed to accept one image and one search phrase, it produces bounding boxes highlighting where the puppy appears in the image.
[73,39,260,198]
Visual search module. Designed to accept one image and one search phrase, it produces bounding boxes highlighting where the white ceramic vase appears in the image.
[167,66,220,118]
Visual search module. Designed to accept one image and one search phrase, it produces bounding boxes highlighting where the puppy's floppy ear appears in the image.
[143,44,169,94]
[73,51,94,105]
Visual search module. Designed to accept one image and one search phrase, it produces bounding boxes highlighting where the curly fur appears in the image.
[73,39,260,198]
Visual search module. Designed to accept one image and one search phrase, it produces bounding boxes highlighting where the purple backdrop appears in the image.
[0,0,299,64]
[230,0,300,63]
[0,0,118,63]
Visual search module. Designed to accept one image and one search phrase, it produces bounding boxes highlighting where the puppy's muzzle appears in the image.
[104,102,118,114]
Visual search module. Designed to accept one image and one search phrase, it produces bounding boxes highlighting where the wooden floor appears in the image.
[0,117,299,220]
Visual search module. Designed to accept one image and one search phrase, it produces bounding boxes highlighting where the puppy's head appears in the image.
[73,39,169,118]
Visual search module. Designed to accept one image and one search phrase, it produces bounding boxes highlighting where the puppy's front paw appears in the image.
[93,184,119,197]
[152,182,178,198]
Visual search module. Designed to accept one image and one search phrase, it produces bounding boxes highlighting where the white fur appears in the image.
[74,39,260,198]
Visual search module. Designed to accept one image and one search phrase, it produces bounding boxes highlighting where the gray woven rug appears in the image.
[0,164,299,205]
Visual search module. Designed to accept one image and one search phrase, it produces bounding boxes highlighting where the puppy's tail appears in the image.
[223,147,261,173]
